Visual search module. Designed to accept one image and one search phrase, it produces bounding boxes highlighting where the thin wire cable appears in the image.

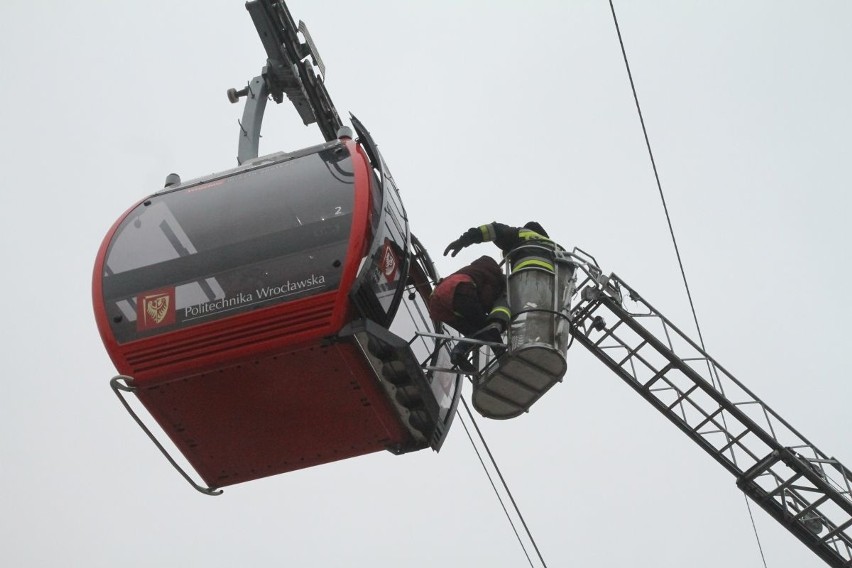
[607,2,768,566]
[607,0,706,351]
[461,396,549,568]
[457,407,535,568]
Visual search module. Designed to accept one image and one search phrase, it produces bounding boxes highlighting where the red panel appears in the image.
[135,339,413,487]
[121,291,338,383]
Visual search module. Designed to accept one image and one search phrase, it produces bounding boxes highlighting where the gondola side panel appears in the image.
[95,142,364,383]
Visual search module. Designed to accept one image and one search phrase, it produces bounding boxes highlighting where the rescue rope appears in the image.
[607,2,768,566]
[459,395,549,568]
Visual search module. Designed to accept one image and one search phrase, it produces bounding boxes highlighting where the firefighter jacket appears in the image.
[452,222,564,274]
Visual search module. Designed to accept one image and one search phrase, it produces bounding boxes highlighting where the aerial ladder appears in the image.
[570,254,852,567]
[447,246,852,567]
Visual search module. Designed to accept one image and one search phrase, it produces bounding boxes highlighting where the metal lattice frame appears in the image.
[568,258,852,567]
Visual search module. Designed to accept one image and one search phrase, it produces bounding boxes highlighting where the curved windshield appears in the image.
[102,144,355,343]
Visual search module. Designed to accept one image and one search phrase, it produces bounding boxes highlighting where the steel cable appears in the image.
[460,395,549,568]
[607,2,768,566]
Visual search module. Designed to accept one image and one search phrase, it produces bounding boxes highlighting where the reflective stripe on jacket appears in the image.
[473,223,560,273]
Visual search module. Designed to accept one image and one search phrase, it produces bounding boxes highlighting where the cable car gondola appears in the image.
[92,1,461,493]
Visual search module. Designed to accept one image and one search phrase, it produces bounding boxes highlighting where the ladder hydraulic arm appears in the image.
[568,255,852,567]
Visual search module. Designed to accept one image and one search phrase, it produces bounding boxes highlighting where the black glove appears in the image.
[444,227,483,257]
[444,234,474,257]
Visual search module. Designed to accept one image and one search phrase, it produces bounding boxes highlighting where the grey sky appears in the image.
[1,1,850,566]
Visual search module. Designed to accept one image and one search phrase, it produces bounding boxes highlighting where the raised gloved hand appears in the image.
[444,237,470,257]
[443,228,479,257]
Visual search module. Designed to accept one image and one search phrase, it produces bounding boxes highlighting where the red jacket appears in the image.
[452,255,504,309]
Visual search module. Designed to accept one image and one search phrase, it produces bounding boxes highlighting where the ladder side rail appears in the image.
[570,292,770,477]
[738,449,852,566]
[596,292,788,456]
[605,274,852,502]
[568,307,851,562]
[609,274,820,456]
[575,274,852,511]
[569,328,747,477]
[569,273,779,474]
[568,269,852,566]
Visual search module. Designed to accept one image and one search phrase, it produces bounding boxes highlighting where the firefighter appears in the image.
[441,221,562,370]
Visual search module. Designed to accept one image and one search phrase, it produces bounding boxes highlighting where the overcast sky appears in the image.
[2,1,850,567]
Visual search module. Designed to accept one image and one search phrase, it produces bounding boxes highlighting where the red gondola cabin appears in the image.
[93,127,461,492]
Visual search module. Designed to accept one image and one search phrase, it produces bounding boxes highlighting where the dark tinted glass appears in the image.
[103,144,355,343]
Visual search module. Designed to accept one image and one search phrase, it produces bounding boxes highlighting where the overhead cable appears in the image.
[460,395,549,568]
[607,2,768,566]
